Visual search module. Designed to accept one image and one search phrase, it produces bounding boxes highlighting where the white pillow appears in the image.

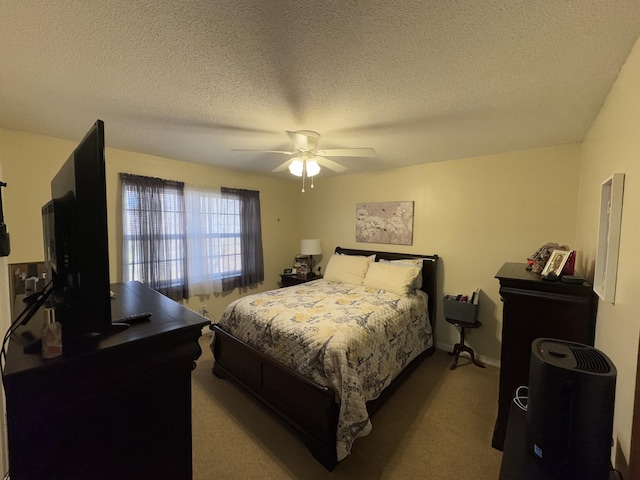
[379,258,424,289]
[324,254,374,285]
[363,262,422,296]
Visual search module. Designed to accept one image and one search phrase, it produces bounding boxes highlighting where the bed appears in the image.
[210,247,438,470]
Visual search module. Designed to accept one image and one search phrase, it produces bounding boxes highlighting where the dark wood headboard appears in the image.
[334,246,439,324]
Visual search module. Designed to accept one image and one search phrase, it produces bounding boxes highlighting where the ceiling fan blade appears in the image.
[231,149,295,155]
[314,155,348,173]
[316,148,376,157]
[272,159,294,173]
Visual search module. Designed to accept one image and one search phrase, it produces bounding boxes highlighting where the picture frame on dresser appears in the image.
[541,249,570,277]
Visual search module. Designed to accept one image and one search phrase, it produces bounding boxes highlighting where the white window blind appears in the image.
[184,184,243,295]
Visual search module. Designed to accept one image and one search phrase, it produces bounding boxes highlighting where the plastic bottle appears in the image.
[42,307,62,359]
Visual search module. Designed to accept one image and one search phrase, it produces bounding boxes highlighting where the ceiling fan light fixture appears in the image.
[239,129,375,178]
[306,159,321,176]
[288,158,304,176]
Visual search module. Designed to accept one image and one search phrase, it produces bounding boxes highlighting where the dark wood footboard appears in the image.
[211,324,340,469]
[211,324,434,470]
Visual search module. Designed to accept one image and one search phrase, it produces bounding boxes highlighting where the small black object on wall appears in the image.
[0,181,10,257]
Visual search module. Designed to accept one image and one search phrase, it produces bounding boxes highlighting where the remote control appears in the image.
[115,312,152,325]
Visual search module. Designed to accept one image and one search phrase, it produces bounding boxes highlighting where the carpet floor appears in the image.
[191,333,503,479]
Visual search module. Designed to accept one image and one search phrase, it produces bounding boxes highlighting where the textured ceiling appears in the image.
[2,1,640,178]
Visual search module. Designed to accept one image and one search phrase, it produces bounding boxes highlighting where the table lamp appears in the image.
[300,239,322,275]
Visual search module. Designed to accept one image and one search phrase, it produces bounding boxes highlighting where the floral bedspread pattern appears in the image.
[212,279,432,461]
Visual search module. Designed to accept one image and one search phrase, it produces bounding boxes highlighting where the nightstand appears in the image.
[443,297,484,370]
[280,274,320,287]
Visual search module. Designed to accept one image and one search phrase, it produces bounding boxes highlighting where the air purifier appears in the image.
[526,338,616,480]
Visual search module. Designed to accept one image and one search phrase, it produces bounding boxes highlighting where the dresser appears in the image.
[492,262,598,451]
[4,281,209,480]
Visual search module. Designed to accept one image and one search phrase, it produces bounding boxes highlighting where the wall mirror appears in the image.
[594,173,625,303]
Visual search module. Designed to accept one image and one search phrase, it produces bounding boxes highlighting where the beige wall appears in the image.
[300,144,582,362]
[575,35,640,472]
[0,128,301,322]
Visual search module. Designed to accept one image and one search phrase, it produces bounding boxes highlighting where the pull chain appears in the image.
[301,161,306,192]
[299,160,315,192]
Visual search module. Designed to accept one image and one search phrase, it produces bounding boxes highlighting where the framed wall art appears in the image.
[355,201,414,245]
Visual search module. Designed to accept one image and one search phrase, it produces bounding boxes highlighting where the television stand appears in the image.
[4,281,209,480]
[20,311,152,355]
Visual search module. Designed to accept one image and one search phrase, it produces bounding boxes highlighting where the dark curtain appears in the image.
[120,173,188,300]
[221,187,264,291]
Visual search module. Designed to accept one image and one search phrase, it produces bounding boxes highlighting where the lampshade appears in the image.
[300,239,322,256]
[306,159,321,176]
[288,158,304,176]
[288,158,321,178]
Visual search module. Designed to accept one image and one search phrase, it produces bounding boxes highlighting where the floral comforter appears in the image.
[211,279,432,461]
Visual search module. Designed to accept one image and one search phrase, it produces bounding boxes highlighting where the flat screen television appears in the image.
[41,119,112,336]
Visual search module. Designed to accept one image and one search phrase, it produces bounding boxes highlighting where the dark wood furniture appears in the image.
[3,281,209,480]
[279,273,320,287]
[492,262,598,451]
[211,247,438,470]
[446,318,485,370]
[443,297,482,370]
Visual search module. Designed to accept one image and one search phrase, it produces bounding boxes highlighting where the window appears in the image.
[121,174,264,299]
[121,174,187,300]
[184,184,241,294]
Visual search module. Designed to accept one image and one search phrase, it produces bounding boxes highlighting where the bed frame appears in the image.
[210,247,439,470]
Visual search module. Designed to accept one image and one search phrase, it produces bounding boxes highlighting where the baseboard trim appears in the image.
[435,341,500,368]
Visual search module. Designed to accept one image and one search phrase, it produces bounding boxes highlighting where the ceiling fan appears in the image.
[232,130,375,192]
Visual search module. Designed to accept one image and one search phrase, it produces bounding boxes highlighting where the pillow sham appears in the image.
[363,262,422,296]
[379,258,424,289]
[323,254,374,285]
